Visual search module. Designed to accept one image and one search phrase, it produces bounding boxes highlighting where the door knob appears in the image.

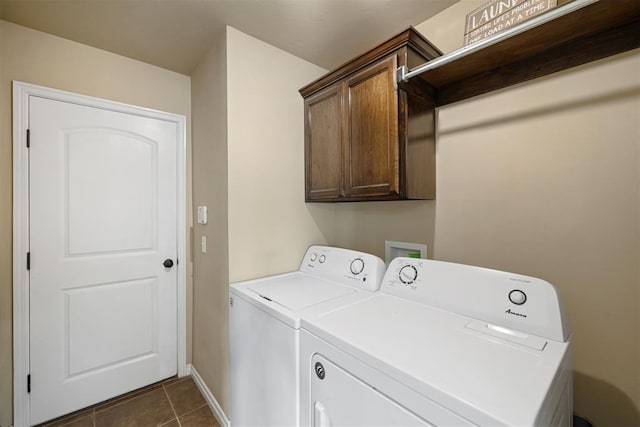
[163,259,174,268]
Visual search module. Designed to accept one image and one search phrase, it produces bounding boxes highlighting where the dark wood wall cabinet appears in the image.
[300,29,439,202]
[299,0,640,202]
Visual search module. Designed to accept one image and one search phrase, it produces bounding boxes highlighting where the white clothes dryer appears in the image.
[300,257,573,426]
[229,245,386,427]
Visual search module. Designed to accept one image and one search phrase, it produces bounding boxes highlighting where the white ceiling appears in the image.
[0,0,456,75]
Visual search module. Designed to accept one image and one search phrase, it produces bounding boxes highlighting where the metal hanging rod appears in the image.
[398,0,599,82]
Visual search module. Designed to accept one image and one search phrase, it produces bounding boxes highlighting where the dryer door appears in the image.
[310,354,430,426]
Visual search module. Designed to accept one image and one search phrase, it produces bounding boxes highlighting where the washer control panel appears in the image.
[301,246,386,292]
[381,257,569,342]
[350,258,365,275]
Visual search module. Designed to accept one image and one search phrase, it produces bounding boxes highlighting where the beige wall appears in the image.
[332,4,640,425]
[0,20,192,426]
[433,54,640,425]
[226,26,331,282]
[190,29,231,413]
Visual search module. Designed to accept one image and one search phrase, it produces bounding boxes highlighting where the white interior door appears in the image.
[29,96,178,424]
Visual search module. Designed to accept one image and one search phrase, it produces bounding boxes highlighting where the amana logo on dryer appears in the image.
[505,309,527,318]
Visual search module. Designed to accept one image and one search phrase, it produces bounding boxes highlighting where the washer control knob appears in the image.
[350,258,365,275]
[399,265,418,285]
[319,255,326,264]
[509,290,527,305]
[310,252,318,262]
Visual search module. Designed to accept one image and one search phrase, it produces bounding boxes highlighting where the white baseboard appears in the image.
[190,364,230,427]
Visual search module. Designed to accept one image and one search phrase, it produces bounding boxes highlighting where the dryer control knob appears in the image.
[310,252,318,262]
[319,255,326,263]
[350,258,365,275]
[399,265,418,284]
[509,289,527,305]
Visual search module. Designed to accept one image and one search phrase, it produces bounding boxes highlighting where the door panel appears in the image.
[305,83,343,201]
[29,96,178,424]
[344,55,399,197]
[66,278,157,376]
[66,129,157,254]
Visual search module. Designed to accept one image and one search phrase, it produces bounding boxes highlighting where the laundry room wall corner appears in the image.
[190,25,330,417]
[0,20,192,427]
[0,20,10,427]
[226,26,329,283]
[191,28,231,415]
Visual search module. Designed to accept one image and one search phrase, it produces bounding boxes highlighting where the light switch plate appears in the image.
[197,206,208,224]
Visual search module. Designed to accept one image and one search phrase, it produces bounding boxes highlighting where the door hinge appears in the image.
[27,374,31,393]
[26,129,30,148]
[26,252,30,270]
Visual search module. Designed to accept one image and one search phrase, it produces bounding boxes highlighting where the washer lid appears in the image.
[247,275,355,310]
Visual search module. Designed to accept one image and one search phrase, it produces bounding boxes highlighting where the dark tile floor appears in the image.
[38,376,219,427]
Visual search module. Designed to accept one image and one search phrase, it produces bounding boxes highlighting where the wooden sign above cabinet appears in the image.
[299,28,441,202]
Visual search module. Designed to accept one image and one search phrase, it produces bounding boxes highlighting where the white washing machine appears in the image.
[229,245,386,427]
[300,257,573,426]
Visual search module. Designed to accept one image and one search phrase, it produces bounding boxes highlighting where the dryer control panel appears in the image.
[382,257,570,343]
[300,246,386,292]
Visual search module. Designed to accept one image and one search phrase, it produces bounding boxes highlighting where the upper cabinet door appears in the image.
[343,55,399,198]
[304,83,344,201]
